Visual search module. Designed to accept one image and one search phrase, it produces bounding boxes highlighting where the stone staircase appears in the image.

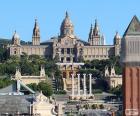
[53,94,69,102]
[49,78,57,91]
[64,78,78,92]
[64,104,78,114]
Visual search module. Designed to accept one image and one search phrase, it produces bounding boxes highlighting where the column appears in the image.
[71,48,73,54]
[89,74,92,95]
[65,48,67,54]
[83,73,86,95]
[64,56,66,62]
[71,74,74,96]
[70,55,73,63]
[17,80,21,93]
[66,71,69,79]
[77,74,80,95]
[66,65,69,78]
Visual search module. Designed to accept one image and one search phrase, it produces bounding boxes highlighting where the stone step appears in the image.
[49,78,57,91]
[53,94,69,102]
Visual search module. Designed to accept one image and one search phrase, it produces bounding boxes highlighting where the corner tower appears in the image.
[12,31,20,45]
[121,16,140,116]
[114,32,121,56]
[32,19,40,45]
[88,20,104,45]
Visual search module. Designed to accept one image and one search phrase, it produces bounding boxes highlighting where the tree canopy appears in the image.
[79,56,122,92]
[27,80,53,97]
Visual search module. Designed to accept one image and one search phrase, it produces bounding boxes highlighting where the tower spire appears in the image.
[93,19,100,36]
[88,19,102,45]
[65,11,69,18]
[32,19,40,45]
[88,24,93,43]
[114,31,121,45]
[35,19,38,28]
[95,19,98,28]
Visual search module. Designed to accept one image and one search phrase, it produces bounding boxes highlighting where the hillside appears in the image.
[0,38,31,45]
[0,38,11,44]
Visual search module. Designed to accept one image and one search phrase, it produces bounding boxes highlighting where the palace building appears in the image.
[9,12,121,62]
[8,12,122,91]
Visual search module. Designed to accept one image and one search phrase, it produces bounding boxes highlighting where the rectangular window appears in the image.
[61,57,64,62]
[61,48,64,54]
[67,48,70,54]
[66,57,70,62]
[14,51,16,54]
[73,57,75,62]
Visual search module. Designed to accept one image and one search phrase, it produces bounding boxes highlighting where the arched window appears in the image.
[14,51,17,54]
[14,48,17,55]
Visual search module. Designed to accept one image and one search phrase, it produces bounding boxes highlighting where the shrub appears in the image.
[91,104,97,109]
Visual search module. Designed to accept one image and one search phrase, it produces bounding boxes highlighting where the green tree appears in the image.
[0,47,8,62]
[54,69,63,90]
[110,85,122,97]
[37,81,53,97]
[53,53,60,63]
[99,104,104,109]
[94,78,110,91]
[0,78,14,89]
[27,83,38,91]
[83,104,89,109]
[91,104,97,109]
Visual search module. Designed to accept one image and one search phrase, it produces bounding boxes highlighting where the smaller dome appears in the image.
[114,32,121,39]
[12,31,20,40]
[12,31,20,45]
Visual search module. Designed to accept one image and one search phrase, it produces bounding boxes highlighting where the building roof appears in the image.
[0,80,35,95]
[78,39,90,46]
[124,15,140,36]
[0,95,33,113]
[0,83,17,94]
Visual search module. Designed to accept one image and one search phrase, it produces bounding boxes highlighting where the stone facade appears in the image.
[9,12,121,61]
[14,66,46,85]
[9,20,52,58]
[56,63,84,91]
[0,92,62,116]
[32,92,59,116]
[105,66,122,88]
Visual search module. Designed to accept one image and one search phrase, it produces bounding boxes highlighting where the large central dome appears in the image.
[60,12,74,37]
[61,12,73,27]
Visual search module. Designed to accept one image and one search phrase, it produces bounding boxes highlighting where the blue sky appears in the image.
[0,0,139,44]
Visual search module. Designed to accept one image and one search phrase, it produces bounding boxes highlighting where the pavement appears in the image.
[79,109,111,116]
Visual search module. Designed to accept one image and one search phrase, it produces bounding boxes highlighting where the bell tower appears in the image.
[114,32,121,56]
[121,15,140,116]
[32,19,40,45]
[88,20,104,45]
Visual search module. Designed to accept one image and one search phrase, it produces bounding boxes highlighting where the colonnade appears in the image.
[71,73,94,100]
